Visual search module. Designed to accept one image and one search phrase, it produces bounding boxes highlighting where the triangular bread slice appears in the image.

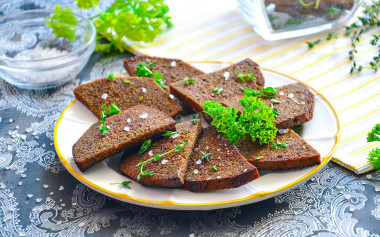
[236,129,321,170]
[221,83,315,128]
[73,105,176,172]
[119,120,203,187]
[182,126,259,192]
[123,56,205,86]
[169,58,266,113]
[73,77,182,119]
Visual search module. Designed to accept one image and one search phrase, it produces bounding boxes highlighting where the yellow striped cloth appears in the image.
[123,0,380,174]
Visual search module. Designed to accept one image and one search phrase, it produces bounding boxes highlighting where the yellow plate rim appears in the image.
[54,62,341,208]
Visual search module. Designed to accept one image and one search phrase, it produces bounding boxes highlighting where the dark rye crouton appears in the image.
[182,126,259,192]
[119,121,203,187]
[236,129,321,170]
[169,58,265,113]
[73,77,182,119]
[73,105,176,172]
[123,56,205,86]
[221,83,315,129]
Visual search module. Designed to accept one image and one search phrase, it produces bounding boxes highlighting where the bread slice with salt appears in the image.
[236,129,321,170]
[182,126,259,192]
[119,120,203,187]
[221,83,315,129]
[169,58,265,112]
[72,105,176,172]
[73,77,182,119]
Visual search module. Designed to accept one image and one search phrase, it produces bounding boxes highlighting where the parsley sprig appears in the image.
[237,69,256,82]
[367,123,380,171]
[110,181,132,189]
[47,1,173,53]
[203,96,277,145]
[136,61,167,89]
[242,86,279,98]
[97,102,121,135]
[181,78,195,86]
[136,142,188,181]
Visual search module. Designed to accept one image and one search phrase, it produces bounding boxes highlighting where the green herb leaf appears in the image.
[110,180,132,189]
[98,104,109,135]
[136,61,153,77]
[243,87,278,98]
[139,139,152,155]
[236,69,256,82]
[367,123,380,142]
[208,166,218,171]
[152,71,168,90]
[124,79,136,87]
[76,0,100,9]
[270,140,290,149]
[191,114,199,124]
[45,5,77,42]
[255,156,263,160]
[272,108,280,116]
[200,151,212,162]
[181,78,195,86]
[108,73,115,81]
[306,39,321,49]
[138,96,144,102]
[298,0,313,8]
[162,131,179,138]
[212,87,224,94]
[97,124,109,135]
[328,7,341,17]
[368,148,380,171]
[106,102,121,115]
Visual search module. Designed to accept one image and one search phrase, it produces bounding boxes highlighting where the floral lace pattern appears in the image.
[0,1,380,236]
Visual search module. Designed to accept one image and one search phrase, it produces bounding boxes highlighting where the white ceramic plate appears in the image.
[54,62,340,210]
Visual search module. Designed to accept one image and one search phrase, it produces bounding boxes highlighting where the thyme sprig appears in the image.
[136,142,188,180]
[110,181,132,189]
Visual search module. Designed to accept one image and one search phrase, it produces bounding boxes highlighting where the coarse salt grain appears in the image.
[279,91,285,96]
[193,169,199,174]
[142,87,147,93]
[35,198,42,203]
[172,133,179,139]
[217,176,221,179]
[18,182,22,186]
[127,118,131,123]
[9,119,14,123]
[123,126,130,132]
[288,93,294,99]
[161,159,169,164]
[243,169,247,172]
[59,185,64,191]
[169,94,175,99]
[27,194,33,199]
[171,61,177,67]
[101,93,108,100]
[195,159,202,165]
[139,113,148,119]
[43,184,49,189]
[148,150,153,156]
[278,129,289,134]
[21,135,27,140]
[223,71,230,80]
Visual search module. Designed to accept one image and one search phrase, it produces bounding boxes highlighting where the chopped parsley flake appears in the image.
[237,69,256,82]
[200,151,212,162]
[270,140,290,149]
[124,79,136,87]
[208,166,218,171]
[212,87,224,94]
[181,78,195,86]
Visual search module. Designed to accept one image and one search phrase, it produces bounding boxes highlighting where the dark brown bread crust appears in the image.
[119,121,203,188]
[72,105,176,172]
[123,56,205,86]
[169,58,265,113]
[73,77,182,119]
[221,83,315,129]
[236,129,321,170]
[182,126,259,192]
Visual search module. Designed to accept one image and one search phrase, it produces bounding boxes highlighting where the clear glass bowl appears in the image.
[0,9,96,89]
[237,0,359,40]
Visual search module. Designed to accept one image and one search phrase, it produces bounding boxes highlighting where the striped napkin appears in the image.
[123,0,380,174]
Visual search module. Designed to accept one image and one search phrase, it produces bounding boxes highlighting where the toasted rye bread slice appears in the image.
[221,83,315,129]
[236,129,321,170]
[123,56,205,86]
[182,126,259,192]
[73,77,182,119]
[169,58,265,113]
[73,105,176,172]
[119,121,203,187]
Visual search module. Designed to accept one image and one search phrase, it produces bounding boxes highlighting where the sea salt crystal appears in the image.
[217,176,221,179]
[161,159,169,164]
[172,133,179,139]
[27,194,33,199]
[43,184,49,189]
[101,93,108,100]
[278,129,289,134]
[244,169,247,172]
[171,61,177,67]
[59,185,64,191]
[288,93,294,99]
[19,231,27,236]
[61,203,66,207]
[205,146,209,150]
[139,113,148,119]
[0,117,2,123]
[193,169,199,174]
[169,94,175,99]
[50,192,54,195]
[18,182,22,186]
[142,87,147,93]
[16,126,19,129]
[36,178,40,181]
[20,135,27,140]
[127,118,131,123]
[195,159,202,165]
[9,119,14,123]
[0,182,5,189]
[148,151,154,156]
[302,146,306,149]
[78,222,85,227]
[279,91,284,96]
[35,198,42,203]
[123,126,130,132]
[223,71,230,80]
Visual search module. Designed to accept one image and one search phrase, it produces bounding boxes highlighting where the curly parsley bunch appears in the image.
[46,0,173,53]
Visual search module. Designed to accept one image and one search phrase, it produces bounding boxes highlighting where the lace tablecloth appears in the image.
[1,1,380,236]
